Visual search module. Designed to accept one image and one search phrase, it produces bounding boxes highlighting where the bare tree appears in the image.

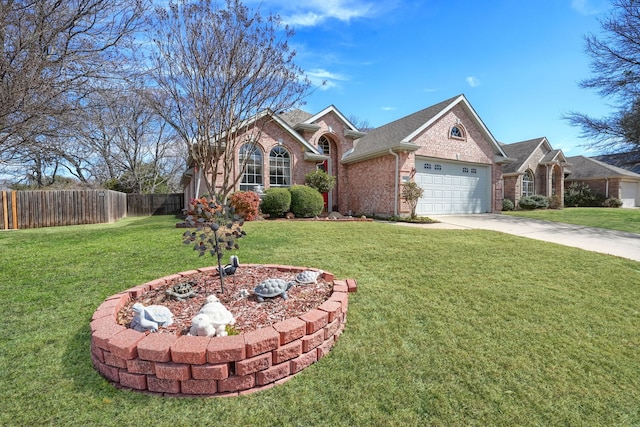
[68,86,185,193]
[347,113,374,133]
[0,0,149,162]
[147,0,311,202]
[565,0,640,153]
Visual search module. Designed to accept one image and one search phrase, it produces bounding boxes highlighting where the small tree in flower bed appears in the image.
[182,196,246,294]
[229,191,260,220]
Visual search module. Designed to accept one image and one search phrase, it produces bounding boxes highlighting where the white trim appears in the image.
[303,105,361,132]
[402,94,509,159]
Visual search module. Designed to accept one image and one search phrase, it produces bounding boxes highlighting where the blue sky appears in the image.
[247,0,615,156]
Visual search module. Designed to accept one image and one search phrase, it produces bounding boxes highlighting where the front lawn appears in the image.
[504,207,640,234]
[1,216,639,426]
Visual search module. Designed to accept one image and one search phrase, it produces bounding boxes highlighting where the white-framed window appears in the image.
[269,146,291,187]
[318,135,331,156]
[462,167,469,173]
[522,169,535,197]
[239,143,263,191]
[450,124,466,139]
[434,164,442,171]
[424,163,432,170]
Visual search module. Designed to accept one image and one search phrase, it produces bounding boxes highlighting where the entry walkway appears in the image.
[400,214,640,262]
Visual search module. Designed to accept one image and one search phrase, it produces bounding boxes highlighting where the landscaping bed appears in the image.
[90,264,357,396]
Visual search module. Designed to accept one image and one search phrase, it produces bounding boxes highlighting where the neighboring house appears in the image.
[565,155,640,207]
[501,137,568,207]
[182,94,514,216]
[593,151,640,175]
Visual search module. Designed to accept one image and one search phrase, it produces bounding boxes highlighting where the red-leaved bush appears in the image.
[229,191,260,221]
[186,197,223,222]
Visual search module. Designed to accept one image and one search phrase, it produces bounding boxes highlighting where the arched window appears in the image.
[239,143,263,192]
[450,124,465,139]
[269,146,291,187]
[522,169,535,197]
[318,135,331,156]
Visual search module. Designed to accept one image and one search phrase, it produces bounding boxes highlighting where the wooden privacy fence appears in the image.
[126,193,184,216]
[0,191,184,230]
[0,190,127,230]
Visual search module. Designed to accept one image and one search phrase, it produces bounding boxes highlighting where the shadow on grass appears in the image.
[61,323,118,397]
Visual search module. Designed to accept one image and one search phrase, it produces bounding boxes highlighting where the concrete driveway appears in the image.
[399,214,640,262]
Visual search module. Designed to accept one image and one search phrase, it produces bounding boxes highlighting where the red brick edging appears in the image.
[90,264,357,396]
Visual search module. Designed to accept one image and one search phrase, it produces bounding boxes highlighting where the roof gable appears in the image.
[264,110,320,154]
[304,105,361,132]
[343,94,508,163]
[501,137,560,174]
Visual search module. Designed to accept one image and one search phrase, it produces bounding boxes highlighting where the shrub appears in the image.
[260,188,291,218]
[518,195,549,210]
[502,198,515,211]
[604,197,623,208]
[289,185,324,217]
[229,191,260,221]
[564,182,597,207]
[401,181,424,219]
[304,169,336,194]
[186,196,223,221]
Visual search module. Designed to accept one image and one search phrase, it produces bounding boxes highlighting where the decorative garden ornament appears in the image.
[295,270,323,285]
[254,278,296,302]
[130,303,174,332]
[188,295,236,337]
[221,255,240,276]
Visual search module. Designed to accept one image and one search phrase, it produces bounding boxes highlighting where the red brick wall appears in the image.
[412,105,496,164]
[91,266,356,397]
[566,178,621,199]
[344,154,400,216]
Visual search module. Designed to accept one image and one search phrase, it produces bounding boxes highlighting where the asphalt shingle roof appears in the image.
[348,95,461,160]
[593,151,640,174]
[278,109,313,127]
[565,155,640,179]
[500,138,545,174]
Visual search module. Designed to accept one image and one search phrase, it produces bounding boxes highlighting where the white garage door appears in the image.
[620,181,639,208]
[414,158,491,214]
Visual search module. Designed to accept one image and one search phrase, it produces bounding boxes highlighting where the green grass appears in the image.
[1,216,639,426]
[504,207,640,234]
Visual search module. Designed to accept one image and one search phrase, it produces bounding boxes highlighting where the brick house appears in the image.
[500,137,568,207]
[183,94,513,216]
[565,155,640,207]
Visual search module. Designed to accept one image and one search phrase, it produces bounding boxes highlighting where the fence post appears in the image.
[11,191,17,229]
[2,191,8,230]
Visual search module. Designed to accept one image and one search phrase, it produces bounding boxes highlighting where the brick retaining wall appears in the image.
[90,265,357,396]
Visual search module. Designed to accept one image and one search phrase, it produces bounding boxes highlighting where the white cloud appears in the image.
[255,0,378,27]
[381,106,396,111]
[306,68,348,90]
[570,0,607,15]
[466,76,480,87]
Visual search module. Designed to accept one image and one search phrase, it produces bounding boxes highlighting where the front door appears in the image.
[318,160,329,212]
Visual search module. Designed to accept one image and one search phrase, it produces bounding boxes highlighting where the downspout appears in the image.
[195,167,202,199]
[605,178,609,198]
[389,149,399,217]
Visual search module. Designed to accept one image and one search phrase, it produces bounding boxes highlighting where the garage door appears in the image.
[414,158,491,214]
[620,181,639,208]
